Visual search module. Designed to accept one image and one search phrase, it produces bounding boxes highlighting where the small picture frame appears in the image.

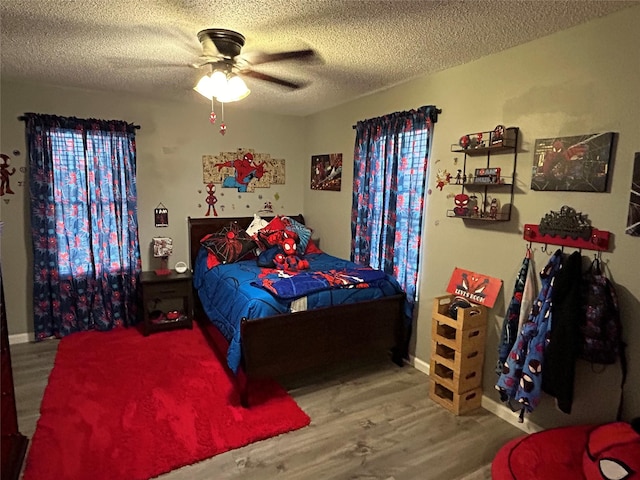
[154,204,169,227]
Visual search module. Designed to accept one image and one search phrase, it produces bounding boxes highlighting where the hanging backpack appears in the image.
[581,259,624,364]
[580,258,627,419]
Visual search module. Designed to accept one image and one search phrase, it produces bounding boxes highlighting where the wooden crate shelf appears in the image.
[431,340,484,373]
[430,358,482,393]
[429,380,483,415]
[432,319,486,352]
[432,295,487,330]
[429,295,488,415]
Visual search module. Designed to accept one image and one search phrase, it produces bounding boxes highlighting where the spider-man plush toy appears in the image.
[274,235,309,272]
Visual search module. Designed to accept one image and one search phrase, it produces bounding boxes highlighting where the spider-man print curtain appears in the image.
[351,106,437,329]
[25,113,141,340]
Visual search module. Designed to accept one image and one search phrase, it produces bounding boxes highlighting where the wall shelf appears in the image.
[447,126,519,221]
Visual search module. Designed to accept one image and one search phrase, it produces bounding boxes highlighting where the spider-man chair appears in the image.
[492,418,640,480]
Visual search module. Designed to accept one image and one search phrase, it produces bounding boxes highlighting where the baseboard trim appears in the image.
[9,333,31,345]
[407,355,430,375]
[481,395,544,434]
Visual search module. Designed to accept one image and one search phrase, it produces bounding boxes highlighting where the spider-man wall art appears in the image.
[531,132,615,192]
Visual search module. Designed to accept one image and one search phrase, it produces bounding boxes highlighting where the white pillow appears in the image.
[246,214,268,237]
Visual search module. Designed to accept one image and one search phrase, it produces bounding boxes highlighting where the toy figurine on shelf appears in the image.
[468,195,479,217]
[454,193,470,217]
[475,132,484,148]
[488,197,499,219]
[492,125,505,145]
[455,169,463,184]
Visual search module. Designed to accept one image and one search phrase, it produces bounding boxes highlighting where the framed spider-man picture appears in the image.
[530,132,616,192]
[311,153,342,191]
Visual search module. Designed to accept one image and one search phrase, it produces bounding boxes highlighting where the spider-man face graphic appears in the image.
[457,272,489,299]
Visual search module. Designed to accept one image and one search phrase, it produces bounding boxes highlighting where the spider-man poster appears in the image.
[446,267,503,308]
[530,132,615,192]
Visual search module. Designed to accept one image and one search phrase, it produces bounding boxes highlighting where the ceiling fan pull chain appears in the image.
[209,98,217,125]
[219,102,227,136]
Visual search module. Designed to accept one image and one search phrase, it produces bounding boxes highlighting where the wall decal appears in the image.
[435,168,451,191]
[204,184,218,217]
[202,148,285,193]
[1,152,24,199]
[626,152,640,236]
[311,153,342,191]
[530,132,615,192]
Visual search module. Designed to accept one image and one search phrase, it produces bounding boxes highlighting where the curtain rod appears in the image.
[17,115,141,130]
[352,106,442,129]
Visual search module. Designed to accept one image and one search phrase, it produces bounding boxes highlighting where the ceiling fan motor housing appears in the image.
[197,29,245,59]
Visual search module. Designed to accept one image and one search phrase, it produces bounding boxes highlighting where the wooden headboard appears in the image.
[187,214,305,270]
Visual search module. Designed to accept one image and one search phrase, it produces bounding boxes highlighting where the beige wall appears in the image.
[1,5,638,430]
[304,6,640,427]
[0,82,307,339]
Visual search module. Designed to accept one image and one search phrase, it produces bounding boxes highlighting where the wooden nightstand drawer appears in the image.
[143,280,190,298]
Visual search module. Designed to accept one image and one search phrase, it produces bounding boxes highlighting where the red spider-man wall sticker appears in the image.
[1,153,17,196]
[205,183,218,217]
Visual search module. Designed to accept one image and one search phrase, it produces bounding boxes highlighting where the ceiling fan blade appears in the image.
[199,34,220,58]
[241,70,306,90]
[107,57,195,69]
[248,49,318,66]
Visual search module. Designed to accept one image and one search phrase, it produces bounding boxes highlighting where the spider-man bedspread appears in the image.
[193,248,403,374]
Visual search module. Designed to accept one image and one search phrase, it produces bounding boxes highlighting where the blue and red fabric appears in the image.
[495,249,563,421]
[496,250,531,375]
[25,113,141,340]
[351,106,438,358]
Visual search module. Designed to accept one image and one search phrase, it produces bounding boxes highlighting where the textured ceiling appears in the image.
[0,0,636,116]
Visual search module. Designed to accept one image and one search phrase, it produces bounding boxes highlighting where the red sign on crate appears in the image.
[446,268,502,308]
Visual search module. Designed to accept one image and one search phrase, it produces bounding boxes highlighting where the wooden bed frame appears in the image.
[188,215,407,407]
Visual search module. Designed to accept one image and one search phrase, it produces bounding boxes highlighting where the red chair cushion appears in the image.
[492,425,593,480]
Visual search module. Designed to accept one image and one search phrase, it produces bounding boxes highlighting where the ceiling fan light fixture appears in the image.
[193,73,215,100]
[194,70,250,103]
[220,74,250,103]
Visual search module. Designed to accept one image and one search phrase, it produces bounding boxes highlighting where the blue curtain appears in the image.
[351,106,437,327]
[25,113,141,340]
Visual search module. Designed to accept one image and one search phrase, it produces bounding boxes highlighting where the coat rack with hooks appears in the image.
[522,205,611,252]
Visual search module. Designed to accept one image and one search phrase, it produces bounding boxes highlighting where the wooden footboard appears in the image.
[240,293,406,379]
[188,215,407,407]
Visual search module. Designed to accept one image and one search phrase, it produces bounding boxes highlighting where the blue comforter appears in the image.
[193,248,403,373]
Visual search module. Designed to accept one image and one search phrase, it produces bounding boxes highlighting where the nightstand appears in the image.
[140,270,193,336]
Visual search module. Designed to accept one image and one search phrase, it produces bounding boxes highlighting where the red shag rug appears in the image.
[23,324,310,480]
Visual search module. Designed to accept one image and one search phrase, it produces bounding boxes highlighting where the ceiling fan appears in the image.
[193,28,319,102]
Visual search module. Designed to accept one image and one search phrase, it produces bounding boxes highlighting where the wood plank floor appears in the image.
[10,338,524,480]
